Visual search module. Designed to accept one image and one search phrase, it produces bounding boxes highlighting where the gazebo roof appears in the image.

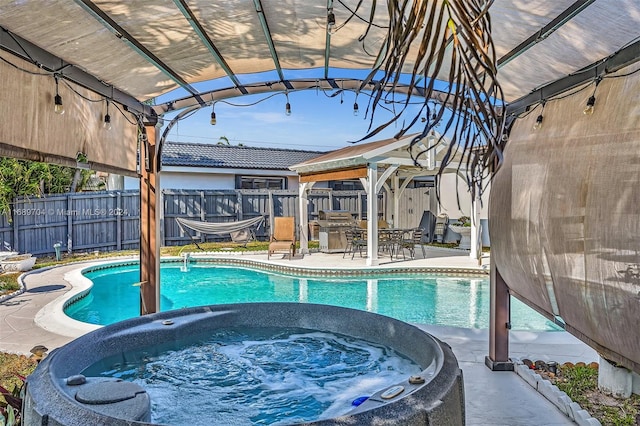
[290,133,464,181]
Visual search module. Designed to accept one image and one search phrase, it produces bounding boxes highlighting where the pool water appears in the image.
[66,263,560,330]
[81,327,422,425]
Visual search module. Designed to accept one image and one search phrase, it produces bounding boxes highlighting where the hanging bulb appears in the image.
[285,102,291,116]
[103,113,112,130]
[533,114,543,130]
[583,96,596,115]
[54,94,64,115]
[353,102,359,116]
[210,111,217,125]
[103,100,111,130]
[53,76,64,115]
[327,8,335,28]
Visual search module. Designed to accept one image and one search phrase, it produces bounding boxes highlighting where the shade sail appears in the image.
[489,62,640,372]
[1,0,638,105]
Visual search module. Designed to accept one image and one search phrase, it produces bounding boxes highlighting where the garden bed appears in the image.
[522,359,640,425]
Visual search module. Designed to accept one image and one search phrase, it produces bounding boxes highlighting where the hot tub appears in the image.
[23,303,464,425]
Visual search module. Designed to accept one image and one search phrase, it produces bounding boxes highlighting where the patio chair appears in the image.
[402,228,427,259]
[268,217,296,260]
[344,228,367,259]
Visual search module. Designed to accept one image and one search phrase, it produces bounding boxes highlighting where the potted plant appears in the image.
[449,216,472,250]
[0,253,36,272]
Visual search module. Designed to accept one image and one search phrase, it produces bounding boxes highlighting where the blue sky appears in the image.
[158,69,436,152]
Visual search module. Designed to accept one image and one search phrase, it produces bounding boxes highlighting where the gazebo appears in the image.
[1,1,639,377]
[290,132,482,265]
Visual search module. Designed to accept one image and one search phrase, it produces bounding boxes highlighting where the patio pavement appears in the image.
[0,246,598,425]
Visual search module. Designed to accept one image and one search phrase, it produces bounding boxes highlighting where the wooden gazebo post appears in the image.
[139,123,161,315]
[485,262,513,371]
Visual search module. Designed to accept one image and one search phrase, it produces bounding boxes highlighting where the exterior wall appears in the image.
[124,169,323,192]
[124,176,138,191]
[438,173,490,221]
[160,171,236,190]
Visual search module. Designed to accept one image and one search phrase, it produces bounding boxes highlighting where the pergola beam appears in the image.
[253,0,286,83]
[497,0,596,68]
[506,37,640,117]
[172,0,248,95]
[73,0,203,101]
[153,78,453,115]
[323,0,333,79]
[0,26,153,118]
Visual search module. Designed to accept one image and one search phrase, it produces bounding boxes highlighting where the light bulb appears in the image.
[103,113,112,130]
[583,96,596,115]
[285,102,291,116]
[353,102,359,116]
[327,9,335,27]
[210,111,217,125]
[533,114,543,130]
[54,94,64,115]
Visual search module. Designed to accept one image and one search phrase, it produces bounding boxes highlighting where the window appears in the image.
[236,176,287,190]
[329,180,363,191]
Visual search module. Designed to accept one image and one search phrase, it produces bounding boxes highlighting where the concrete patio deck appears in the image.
[0,246,598,425]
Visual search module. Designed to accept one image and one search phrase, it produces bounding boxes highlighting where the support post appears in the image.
[392,174,400,228]
[485,262,513,371]
[139,124,161,315]
[366,164,379,266]
[470,192,481,262]
[298,182,314,254]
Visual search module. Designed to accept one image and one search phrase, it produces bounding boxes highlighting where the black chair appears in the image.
[402,228,427,259]
[344,228,366,259]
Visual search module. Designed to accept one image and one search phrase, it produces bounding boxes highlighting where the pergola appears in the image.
[290,132,481,266]
[1,1,640,373]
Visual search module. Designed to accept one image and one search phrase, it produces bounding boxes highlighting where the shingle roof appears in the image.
[162,141,325,170]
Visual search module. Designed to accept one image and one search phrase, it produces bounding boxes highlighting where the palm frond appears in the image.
[360,0,505,199]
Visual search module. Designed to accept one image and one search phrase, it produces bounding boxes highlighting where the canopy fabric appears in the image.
[489,62,640,372]
[176,215,265,236]
[1,0,638,107]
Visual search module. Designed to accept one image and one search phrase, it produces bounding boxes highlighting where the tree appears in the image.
[216,136,244,147]
[0,158,90,220]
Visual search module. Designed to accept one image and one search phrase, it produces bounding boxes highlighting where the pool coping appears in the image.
[16,254,487,339]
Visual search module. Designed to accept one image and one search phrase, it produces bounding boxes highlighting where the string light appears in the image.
[583,76,602,115]
[533,114,543,130]
[285,92,291,116]
[210,103,217,125]
[583,96,596,115]
[327,7,335,28]
[103,100,112,130]
[353,93,359,116]
[54,75,64,115]
[533,100,545,130]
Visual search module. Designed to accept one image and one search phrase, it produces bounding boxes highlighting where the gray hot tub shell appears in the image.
[24,302,465,425]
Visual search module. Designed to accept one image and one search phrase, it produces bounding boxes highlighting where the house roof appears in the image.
[162,141,324,170]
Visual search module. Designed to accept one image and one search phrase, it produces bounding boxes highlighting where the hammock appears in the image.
[176,216,265,249]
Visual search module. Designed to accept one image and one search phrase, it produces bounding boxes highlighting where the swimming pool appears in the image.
[65,262,559,331]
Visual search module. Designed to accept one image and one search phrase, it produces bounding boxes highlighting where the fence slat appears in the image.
[9,189,392,253]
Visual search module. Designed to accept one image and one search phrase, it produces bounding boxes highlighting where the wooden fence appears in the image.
[2,189,383,255]
[4,191,140,255]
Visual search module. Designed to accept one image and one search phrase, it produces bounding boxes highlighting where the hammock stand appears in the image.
[175,216,266,250]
